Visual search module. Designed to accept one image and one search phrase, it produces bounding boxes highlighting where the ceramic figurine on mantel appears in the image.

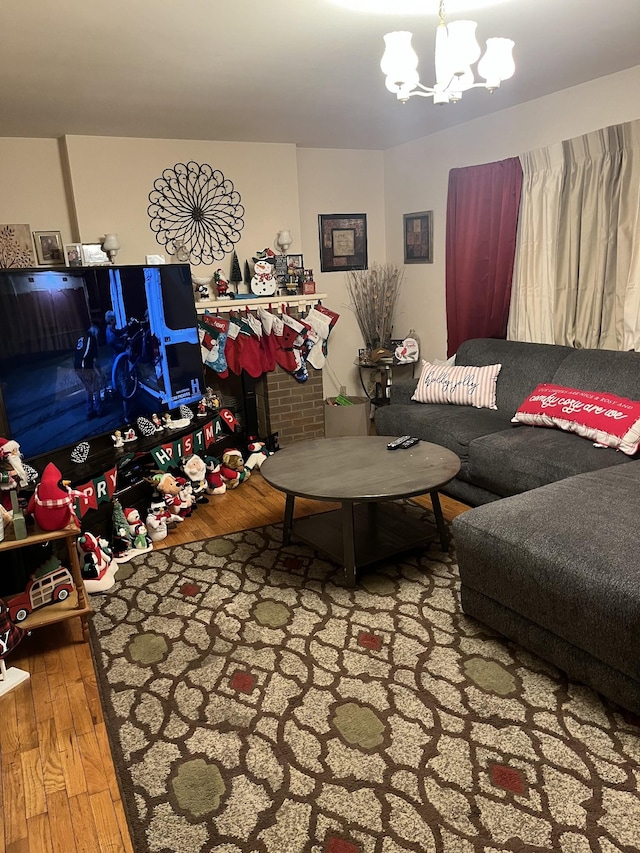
[214,268,232,299]
[230,251,242,293]
[250,248,278,296]
[192,273,213,300]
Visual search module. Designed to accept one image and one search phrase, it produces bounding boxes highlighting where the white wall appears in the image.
[296,147,386,397]
[0,138,73,248]
[383,66,640,362]
[63,135,302,280]
[1,65,638,402]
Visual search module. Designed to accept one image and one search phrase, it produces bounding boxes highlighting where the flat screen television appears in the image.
[0,264,205,473]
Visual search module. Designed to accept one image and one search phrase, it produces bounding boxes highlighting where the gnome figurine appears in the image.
[26,463,80,532]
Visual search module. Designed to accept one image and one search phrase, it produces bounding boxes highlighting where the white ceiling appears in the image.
[1,0,639,150]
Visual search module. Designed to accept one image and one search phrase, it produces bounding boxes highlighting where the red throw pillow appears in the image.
[512,384,640,455]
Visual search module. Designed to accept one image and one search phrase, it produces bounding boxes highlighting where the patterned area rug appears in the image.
[89,515,640,853]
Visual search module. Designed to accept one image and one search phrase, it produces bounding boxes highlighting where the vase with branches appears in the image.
[346,262,404,356]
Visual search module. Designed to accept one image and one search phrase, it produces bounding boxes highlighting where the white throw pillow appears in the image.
[432,354,456,366]
[412,361,502,409]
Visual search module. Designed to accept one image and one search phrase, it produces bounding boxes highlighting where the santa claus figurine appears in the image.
[0,437,29,488]
[26,463,80,532]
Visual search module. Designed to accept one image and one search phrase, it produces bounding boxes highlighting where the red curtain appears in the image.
[445,157,523,357]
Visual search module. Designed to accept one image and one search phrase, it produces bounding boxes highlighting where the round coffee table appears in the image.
[260,436,460,586]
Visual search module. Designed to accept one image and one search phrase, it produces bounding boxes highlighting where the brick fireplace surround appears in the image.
[255,364,325,446]
[204,363,326,448]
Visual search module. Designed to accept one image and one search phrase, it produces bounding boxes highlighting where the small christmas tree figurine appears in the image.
[243,260,252,294]
[111,498,136,562]
[230,251,242,294]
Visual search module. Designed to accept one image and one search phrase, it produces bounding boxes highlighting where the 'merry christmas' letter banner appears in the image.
[73,416,238,515]
[150,415,236,471]
[74,466,118,518]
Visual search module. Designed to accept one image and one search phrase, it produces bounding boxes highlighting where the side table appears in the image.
[355,359,416,407]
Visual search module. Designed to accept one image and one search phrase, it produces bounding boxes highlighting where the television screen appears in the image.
[0,264,205,465]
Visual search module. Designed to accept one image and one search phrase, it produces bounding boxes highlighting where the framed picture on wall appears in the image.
[286,253,304,270]
[33,230,64,266]
[81,243,109,265]
[318,213,368,272]
[403,211,433,264]
[64,243,83,267]
[0,224,35,268]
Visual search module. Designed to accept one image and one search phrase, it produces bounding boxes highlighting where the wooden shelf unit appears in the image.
[0,522,91,642]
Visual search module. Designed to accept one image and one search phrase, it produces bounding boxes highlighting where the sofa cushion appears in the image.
[512,383,640,455]
[453,461,640,683]
[375,402,512,467]
[412,361,501,408]
[469,425,634,497]
[551,347,640,400]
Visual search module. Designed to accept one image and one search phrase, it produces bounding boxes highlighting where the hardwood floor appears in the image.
[0,473,470,853]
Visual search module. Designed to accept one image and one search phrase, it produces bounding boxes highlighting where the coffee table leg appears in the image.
[342,501,356,587]
[430,491,449,551]
[283,494,295,546]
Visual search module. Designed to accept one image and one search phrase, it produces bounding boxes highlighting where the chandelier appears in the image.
[380,0,515,104]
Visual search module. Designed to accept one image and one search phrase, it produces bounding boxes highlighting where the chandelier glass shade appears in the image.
[381,2,514,104]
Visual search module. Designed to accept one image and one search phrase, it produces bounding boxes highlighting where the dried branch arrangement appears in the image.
[346,262,404,349]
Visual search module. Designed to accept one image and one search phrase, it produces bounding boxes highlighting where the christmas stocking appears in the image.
[281,313,309,382]
[307,305,339,359]
[224,318,243,375]
[272,313,299,374]
[304,308,331,369]
[198,314,230,377]
[257,306,277,373]
[238,313,264,378]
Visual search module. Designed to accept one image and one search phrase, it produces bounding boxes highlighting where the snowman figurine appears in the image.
[251,249,277,296]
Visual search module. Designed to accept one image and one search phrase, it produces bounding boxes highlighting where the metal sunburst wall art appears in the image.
[148,161,245,265]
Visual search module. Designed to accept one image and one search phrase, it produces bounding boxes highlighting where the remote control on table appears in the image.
[387,435,418,450]
[399,436,420,449]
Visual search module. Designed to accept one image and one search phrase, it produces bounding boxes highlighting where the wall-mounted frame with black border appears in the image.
[403,210,433,264]
[318,213,368,272]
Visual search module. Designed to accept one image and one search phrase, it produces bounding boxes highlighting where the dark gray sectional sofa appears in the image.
[375,338,640,713]
[375,337,640,506]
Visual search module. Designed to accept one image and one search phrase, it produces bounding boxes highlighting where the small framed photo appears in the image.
[33,230,64,266]
[82,243,109,265]
[64,243,83,267]
[286,254,304,270]
[403,210,433,264]
[318,213,367,272]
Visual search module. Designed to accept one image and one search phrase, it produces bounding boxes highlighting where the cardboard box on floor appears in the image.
[324,396,371,437]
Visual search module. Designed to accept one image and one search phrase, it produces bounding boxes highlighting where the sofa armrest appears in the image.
[389,378,419,405]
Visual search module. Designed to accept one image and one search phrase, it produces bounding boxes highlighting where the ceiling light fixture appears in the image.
[380,0,515,104]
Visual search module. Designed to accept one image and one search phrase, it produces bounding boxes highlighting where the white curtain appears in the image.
[507,144,563,343]
[620,120,640,349]
[507,118,640,350]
